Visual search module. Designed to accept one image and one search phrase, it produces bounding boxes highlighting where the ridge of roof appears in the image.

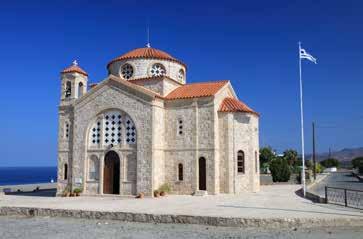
[219,97,259,116]
[165,80,229,100]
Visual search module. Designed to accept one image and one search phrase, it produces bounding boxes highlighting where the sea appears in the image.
[0,167,57,186]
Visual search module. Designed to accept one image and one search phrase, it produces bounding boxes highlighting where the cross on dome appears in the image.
[72,60,78,66]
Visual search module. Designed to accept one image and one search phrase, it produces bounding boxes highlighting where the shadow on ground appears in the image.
[5,189,56,197]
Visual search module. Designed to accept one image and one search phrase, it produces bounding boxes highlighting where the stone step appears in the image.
[193,190,208,196]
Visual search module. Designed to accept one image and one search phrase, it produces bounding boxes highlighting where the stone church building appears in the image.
[57,45,260,196]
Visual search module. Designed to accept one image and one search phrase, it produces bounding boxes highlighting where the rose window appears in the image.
[178,69,184,81]
[120,63,134,79]
[150,63,166,77]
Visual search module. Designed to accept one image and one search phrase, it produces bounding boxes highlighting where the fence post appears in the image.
[325,186,328,204]
[344,189,348,207]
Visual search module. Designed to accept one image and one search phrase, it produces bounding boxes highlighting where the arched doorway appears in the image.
[103,151,120,194]
[199,157,206,190]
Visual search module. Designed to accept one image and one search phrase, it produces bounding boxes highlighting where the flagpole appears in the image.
[298,41,306,197]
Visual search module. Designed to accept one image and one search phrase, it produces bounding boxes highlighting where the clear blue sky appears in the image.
[0,0,362,166]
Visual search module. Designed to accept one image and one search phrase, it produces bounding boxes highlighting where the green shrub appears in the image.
[73,188,82,194]
[351,157,363,169]
[158,183,172,193]
[315,163,324,174]
[270,158,291,182]
[320,158,340,168]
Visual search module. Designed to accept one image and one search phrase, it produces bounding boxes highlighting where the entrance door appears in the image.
[103,151,120,194]
[199,157,206,190]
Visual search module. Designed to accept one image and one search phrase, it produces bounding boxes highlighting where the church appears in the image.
[57,44,260,196]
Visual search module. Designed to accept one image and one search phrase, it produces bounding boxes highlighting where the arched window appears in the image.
[78,82,84,98]
[237,150,245,173]
[65,81,72,98]
[88,110,137,147]
[178,163,183,181]
[88,155,99,180]
[178,69,184,81]
[64,163,68,180]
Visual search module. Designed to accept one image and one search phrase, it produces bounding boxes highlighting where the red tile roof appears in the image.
[61,62,88,76]
[219,97,259,116]
[107,47,186,68]
[165,80,229,100]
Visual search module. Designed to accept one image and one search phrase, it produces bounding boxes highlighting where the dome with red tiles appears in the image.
[107,46,186,68]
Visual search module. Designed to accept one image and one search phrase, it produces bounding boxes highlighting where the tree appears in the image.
[351,157,363,174]
[351,157,363,168]
[269,158,291,182]
[283,149,298,166]
[259,146,276,165]
[320,158,340,168]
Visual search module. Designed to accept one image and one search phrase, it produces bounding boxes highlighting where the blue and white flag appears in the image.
[300,48,317,64]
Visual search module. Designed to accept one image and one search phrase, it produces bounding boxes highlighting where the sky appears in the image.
[0,0,362,166]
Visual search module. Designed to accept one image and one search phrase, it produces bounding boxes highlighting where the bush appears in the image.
[73,188,82,194]
[351,157,363,168]
[158,183,172,193]
[320,158,340,168]
[315,163,324,174]
[269,158,291,182]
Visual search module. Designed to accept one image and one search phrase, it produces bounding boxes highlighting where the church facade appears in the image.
[57,45,260,196]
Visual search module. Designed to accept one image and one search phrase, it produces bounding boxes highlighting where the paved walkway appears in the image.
[1,185,361,220]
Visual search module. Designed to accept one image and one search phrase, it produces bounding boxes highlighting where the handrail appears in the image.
[325,186,362,209]
[326,186,363,193]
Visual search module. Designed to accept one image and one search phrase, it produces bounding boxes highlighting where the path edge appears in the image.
[0,206,361,229]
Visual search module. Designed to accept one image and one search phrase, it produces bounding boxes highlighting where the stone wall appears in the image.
[71,80,154,196]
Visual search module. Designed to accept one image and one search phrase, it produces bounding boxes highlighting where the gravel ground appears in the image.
[0,216,362,239]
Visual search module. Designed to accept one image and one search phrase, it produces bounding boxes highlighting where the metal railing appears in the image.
[325,186,363,209]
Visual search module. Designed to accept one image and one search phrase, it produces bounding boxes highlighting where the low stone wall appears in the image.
[0,206,361,229]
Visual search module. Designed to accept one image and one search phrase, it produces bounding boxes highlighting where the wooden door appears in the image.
[103,151,120,194]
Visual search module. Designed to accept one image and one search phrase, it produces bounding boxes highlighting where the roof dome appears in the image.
[107,46,186,68]
[61,60,88,76]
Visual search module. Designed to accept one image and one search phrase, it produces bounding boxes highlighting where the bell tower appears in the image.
[60,60,88,104]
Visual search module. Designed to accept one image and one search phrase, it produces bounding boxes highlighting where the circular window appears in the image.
[120,63,134,79]
[150,63,166,77]
[178,69,184,81]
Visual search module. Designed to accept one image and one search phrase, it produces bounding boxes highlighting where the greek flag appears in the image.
[300,48,317,64]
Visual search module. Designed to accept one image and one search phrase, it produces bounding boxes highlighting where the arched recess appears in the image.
[88,155,99,181]
[78,82,84,98]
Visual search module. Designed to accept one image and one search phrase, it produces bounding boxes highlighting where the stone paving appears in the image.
[1,185,361,221]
